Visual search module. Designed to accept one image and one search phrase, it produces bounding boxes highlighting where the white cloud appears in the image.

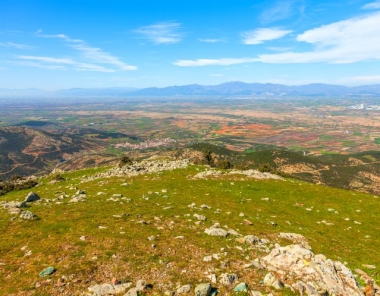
[38,33,137,70]
[259,0,305,23]
[17,55,115,72]
[174,58,259,67]
[0,42,35,49]
[241,28,292,45]
[18,56,74,64]
[258,11,380,63]
[198,38,226,43]
[362,1,380,10]
[133,21,183,44]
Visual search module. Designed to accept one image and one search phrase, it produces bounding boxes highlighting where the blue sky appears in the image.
[1,0,380,90]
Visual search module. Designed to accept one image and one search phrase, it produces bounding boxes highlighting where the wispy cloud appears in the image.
[0,42,35,50]
[18,55,74,64]
[174,58,259,67]
[241,28,292,44]
[259,0,305,24]
[362,1,380,10]
[198,38,226,43]
[38,33,137,70]
[258,11,380,63]
[133,21,183,44]
[17,55,115,72]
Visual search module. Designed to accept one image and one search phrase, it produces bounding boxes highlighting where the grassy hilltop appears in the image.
[0,159,379,295]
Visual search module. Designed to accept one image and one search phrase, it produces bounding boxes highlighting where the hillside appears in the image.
[0,127,103,179]
[0,158,379,295]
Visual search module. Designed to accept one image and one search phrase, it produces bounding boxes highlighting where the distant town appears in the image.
[347,103,380,110]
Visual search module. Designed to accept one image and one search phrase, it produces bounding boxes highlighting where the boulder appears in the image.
[260,244,364,295]
[219,273,238,286]
[194,283,212,296]
[24,192,40,202]
[20,210,36,220]
[177,284,192,294]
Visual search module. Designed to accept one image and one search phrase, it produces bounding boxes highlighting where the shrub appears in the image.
[119,155,133,167]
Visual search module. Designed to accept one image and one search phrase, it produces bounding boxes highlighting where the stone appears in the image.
[88,282,132,295]
[249,292,263,296]
[136,279,147,291]
[234,282,248,292]
[244,235,261,245]
[39,266,55,277]
[125,287,139,296]
[243,219,253,225]
[194,214,207,221]
[263,273,284,290]
[260,244,364,295]
[25,192,40,202]
[4,201,26,209]
[363,264,376,270]
[194,283,211,296]
[177,284,192,294]
[20,210,36,220]
[219,273,238,286]
[205,224,229,237]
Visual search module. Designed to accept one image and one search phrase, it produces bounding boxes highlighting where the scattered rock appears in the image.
[194,283,212,296]
[244,235,262,245]
[234,282,248,292]
[177,284,192,294]
[25,192,40,202]
[263,272,284,290]
[39,266,55,277]
[260,244,364,295]
[20,210,36,220]
[194,214,207,221]
[205,227,229,237]
[219,273,238,286]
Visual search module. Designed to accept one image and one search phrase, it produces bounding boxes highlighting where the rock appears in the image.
[125,287,139,296]
[203,255,212,262]
[234,282,248,292]
[219,273,238,286]
[194,214,207,221]
[244,235,261,245]
[20,210,36,220]
[177,284,192,294]
[243,219,253,225]
[25,192,40,202]
[205,224,229,237]
[279,232,311,249]
[4,201,26,209]
[263,273,284,290]
[363,264,376,270]
[249,292,263,296]
[136,279,147,291]
[260,244,364,295]
[194,283,212,296]
[88,282,132,295]
[39,266,55,277]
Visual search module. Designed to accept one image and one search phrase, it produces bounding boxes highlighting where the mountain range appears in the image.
[1,82,380,98]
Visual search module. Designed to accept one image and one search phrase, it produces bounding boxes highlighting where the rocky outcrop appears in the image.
[260,244,364,295]
[82,159,189,182]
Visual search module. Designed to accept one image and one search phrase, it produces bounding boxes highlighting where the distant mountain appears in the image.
[1,83,380,98]
[129,82,380,97]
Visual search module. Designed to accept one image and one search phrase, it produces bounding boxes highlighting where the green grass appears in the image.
[375,138,380,144]
[0,165,379,295]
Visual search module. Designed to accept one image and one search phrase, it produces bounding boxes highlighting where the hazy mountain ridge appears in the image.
[129,82,380,96]
[1,82,380,98]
